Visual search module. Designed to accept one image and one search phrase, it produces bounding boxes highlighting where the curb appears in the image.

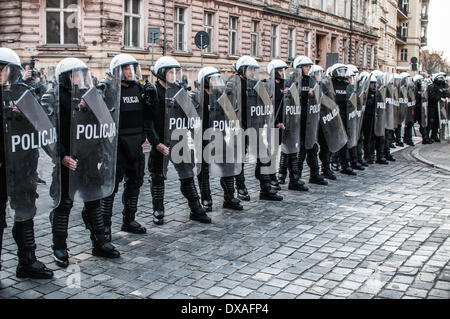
[410,144,450,172]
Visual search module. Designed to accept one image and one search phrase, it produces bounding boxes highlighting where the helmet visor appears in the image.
[71,69,93,89]
[121,63,142,82]
[165,67,183,85]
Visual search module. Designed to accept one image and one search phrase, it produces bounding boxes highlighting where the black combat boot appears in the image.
[82,206,120,259]
[288,153,309,191]
[235,165,250,201]
[322,162,337,180]
[259,174,283,201]
[13,219,53,279]
[151,177,165,225]
[180,178,212,223]
[100,194,114,242]
[197,166,213,212]
[50,207,70,268]
[278,152,288,184]
[221,177,243,211]
[121,189,146,234]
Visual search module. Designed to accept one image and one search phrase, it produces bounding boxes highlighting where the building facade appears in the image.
[0,0,428,84]
[396,0,429,74]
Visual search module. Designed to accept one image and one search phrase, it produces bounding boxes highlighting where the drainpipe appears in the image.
[163,0,167,56]
[349,0,354,64]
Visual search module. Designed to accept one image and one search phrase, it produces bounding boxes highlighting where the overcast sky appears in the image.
[423,0,450,60]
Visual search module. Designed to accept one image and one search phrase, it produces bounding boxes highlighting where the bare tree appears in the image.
[421,50,450,75]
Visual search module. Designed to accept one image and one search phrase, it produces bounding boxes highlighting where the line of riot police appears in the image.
[1,47,448,282]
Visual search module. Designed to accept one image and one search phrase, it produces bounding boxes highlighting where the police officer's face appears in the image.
[302,65,311,75]
[70,71,83,87]
[122,65,134,81]
[277,69,286,80]
[245,67,256,79]
[165,68,176,84]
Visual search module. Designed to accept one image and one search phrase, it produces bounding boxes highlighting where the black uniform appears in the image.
[332,77,353,171]
[363,85,386,162]
[147,81,211,224]
[232,75,282,201]
[277,77,309,190]
[49,84,119,268]
[427,81,448,141]
[0,84,53,279]
[196,88,243,211]
[100,81,150,240]
[298,74,325,183]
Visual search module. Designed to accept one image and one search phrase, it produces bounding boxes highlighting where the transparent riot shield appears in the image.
[374,74,387,137]
[398,81,408,127]
[439,100,448,141]
[203,73,242,178]
[245,70,277,174]
[385,74,395,131]
[319,77,348,153]
[69,68,119,202]
[421,82,428,128]
[356,75,369,140]
[280,68,301,154]
[2,64,60,220]
[406,78,416,126]
[346,82,358,148]
[305,70,321,150]
[165,69,203,179]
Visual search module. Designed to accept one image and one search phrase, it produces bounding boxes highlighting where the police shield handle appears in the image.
[289,83,300,109]
[173,88,201,121]
[15,89,57,152]
[81,86,116,143]
[253,80,272,108]
[217,93,238,122]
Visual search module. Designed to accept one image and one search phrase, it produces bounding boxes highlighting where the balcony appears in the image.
[421,36,428,47]
[396,28,407,43]
[397,0,409,19]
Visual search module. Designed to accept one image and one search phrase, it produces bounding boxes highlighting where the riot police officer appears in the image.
[195,67,244,210]
[330,63,357,175]
[230,56,283,201]
[427,73,448,142]
[0,48,53,279]
[99,54,149,241]
[413,75,430,144]
[295,56,328,185]
[148,56,211,224]
[364,72,388,165]
[269,59,308,191]
[48,58,120,268]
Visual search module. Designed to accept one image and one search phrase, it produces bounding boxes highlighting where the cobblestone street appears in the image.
[0,139,449,299]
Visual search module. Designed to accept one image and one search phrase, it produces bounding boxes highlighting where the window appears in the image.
[251,21,259,57]
[174,7,186,51]
[363,43,368,67]
[402,23,408,38]
[354,41,359,65]
[124,0,143,48]
[305,31,311,58]
[204,12,214,53]
[308,0,312,7]
[288,28,296,59]
[363,0,369,23]
[402,0,409,13]
[321,0,327,11]
[334,0,338,15]
[229,17,238,56]
[370,46,375,69]
[342,38,348,64]
[45,0,78,45]
[271,25,279,59]
[344,0,349,18]
[400,49,408,62]
[356,0,361,21]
